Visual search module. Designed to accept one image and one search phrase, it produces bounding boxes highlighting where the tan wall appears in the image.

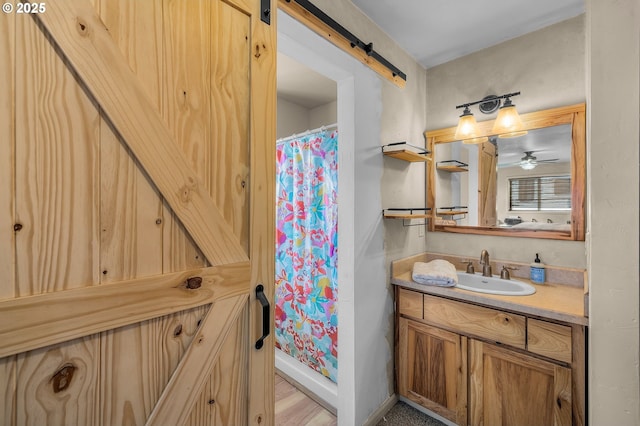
[425,15,587,268]
[309,100,338,129]
[276,97,311,139]
[311,0,429,264]
[276,97,337,139]
[586,0,640,423]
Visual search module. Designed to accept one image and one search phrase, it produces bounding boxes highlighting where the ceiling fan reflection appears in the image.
[504,151,559,170]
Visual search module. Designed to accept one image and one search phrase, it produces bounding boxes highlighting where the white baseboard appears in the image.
[362,394,399,426]
[274,349,338,414]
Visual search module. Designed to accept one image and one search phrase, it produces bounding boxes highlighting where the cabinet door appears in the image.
[398,318,467,425]
[469,339,572,426]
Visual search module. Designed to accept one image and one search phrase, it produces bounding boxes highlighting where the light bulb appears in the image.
[455,107,485,143]
[520,160,536,170]
[492,98,527,138]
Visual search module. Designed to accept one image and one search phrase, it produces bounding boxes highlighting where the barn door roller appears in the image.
[261,0,271,24]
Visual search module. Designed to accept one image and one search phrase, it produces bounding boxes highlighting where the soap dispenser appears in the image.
[530,253,546,284]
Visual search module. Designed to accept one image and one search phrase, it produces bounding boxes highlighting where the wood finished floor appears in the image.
[275,374,337,426]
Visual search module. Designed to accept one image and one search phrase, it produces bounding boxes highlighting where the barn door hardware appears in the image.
[255,284,270,349]
[281,0,406,83]
[261,0,271,24]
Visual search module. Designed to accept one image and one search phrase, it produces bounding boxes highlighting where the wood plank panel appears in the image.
[146,294,248,425]
[98,0,164,283]
[571,110,586,241]
[162,215,208,271]
[274,374,337,426]
[31,0,248,266]
[15,335,100,425]
[0,356,16,426]
[163,0,211,184]
[210,1,251,253]
[247,0,277,421]
[161,0,211,273]
[15,7,100,296]
[100,305,208,425]
[478,141,497,226]
[0,3,15,301]
[186,304,249,426]
[0,262,249,358]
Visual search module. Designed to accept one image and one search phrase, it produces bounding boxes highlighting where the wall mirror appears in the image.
[425,103,585,241]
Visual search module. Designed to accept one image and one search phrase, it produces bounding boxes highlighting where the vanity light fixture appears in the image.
[454,106,488,144]
[492,94,528,138]
[454,91,526,143]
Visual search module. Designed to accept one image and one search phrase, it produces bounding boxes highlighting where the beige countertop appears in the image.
[391,253,588,326]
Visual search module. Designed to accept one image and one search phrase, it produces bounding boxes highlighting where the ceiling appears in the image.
[495,124,572,168]
[350,0,585,69]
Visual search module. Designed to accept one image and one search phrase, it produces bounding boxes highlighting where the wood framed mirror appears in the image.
[425,103,585,241]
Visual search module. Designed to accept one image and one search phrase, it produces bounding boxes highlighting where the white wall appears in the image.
[586,0,640,423]
[309,3,429,416]
[425,15,587,268]
[280,2,429,422]
[279,11,386,426]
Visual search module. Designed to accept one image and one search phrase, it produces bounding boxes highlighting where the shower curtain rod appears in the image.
[276,122,338,144]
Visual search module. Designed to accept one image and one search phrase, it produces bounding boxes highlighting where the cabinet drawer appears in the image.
[528,319,572,363]
[398,288,423,319]
[423,295,525,349]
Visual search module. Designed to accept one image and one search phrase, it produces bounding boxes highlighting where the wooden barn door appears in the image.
[0,0,275,425]
[478,141,498,227]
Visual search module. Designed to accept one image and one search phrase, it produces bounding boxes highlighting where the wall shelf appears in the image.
[436,160,468,172]
[437,206,468,220]
[383,208,431,226]
[381,144,431,226]
[382,142,431,162]
[383,208,431,219]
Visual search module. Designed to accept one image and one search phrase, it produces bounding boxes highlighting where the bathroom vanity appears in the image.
[391,253,587,426]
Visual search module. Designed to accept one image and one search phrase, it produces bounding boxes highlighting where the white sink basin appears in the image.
[455,272,536,296]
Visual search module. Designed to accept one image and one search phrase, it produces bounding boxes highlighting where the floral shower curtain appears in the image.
[275,129,338,383]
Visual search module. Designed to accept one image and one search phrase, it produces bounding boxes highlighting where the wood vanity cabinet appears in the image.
[399,317,468,424]
[469,339,572,426]
[396,288,585,426]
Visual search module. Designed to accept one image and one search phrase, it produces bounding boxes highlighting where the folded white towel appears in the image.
[412,260,458,287]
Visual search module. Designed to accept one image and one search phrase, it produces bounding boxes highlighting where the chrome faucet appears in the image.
[479,249,492,277]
